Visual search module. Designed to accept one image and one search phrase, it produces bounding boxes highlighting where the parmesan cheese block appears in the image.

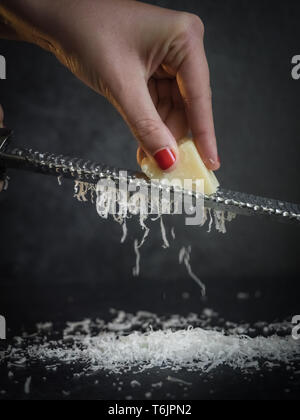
[141,138,220,195]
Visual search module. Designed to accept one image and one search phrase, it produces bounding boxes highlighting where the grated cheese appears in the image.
[167,376,192,386]
[131,380,141,388]
[160,216,170,249]
[132,240,141,277]
[24,377,32,395]
[120,219,128,244]
[207,208,214,233]
[3,310,300,376]
[179,247,206,296]
[171,227,176,240]
[74,181,95,203]
[73,179,237,294]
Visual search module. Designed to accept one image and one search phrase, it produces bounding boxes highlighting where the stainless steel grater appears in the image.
[1,128,300,224]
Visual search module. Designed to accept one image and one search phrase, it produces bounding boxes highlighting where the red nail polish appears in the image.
[154,148,176,170]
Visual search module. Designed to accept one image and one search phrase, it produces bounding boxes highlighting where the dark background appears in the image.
[0,0,300,400]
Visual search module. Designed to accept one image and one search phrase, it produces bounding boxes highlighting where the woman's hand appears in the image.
[0,0,220,171]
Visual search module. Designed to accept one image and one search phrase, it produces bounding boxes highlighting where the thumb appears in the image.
[115,79,178,171]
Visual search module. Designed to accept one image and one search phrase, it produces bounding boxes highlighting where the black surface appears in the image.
[0,0,300,400]
[1,362,299,401]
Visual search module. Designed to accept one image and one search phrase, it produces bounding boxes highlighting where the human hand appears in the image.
[0,0,219,172]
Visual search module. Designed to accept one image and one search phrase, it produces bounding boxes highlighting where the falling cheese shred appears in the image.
[179,247,206,296]
[72,140,234,294]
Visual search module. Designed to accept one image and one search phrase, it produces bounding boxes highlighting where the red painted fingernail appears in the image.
[154,148,176,170]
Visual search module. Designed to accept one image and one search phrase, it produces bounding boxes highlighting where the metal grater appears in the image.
[1,128,300,225]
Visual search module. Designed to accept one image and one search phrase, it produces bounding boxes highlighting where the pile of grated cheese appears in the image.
[3,310,300,375]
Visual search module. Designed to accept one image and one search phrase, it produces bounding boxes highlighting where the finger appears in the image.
[115,76,178,172]
[164,79,188,141]
[149,78,187,141]
[148,78,158,108]
[156,79,172,122]
[177,39,220,170]
[137,81,188,167]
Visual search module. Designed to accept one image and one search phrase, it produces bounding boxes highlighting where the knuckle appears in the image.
[183,90,212,108]
[165,14,205,70]
[193,129,213,141]
[177,13,205,40]
[132,118,161,141]
[188,13,205,36]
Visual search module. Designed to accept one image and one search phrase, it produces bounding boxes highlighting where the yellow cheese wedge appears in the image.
[141,138,220,195]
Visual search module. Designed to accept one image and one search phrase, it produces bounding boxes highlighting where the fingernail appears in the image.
[206,157,220,171]
[154,148,176,171]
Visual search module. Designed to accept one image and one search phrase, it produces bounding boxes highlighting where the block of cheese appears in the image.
[141,138,220,195]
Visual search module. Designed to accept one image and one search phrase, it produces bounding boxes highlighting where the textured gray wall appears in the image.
[0,0,299,326]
